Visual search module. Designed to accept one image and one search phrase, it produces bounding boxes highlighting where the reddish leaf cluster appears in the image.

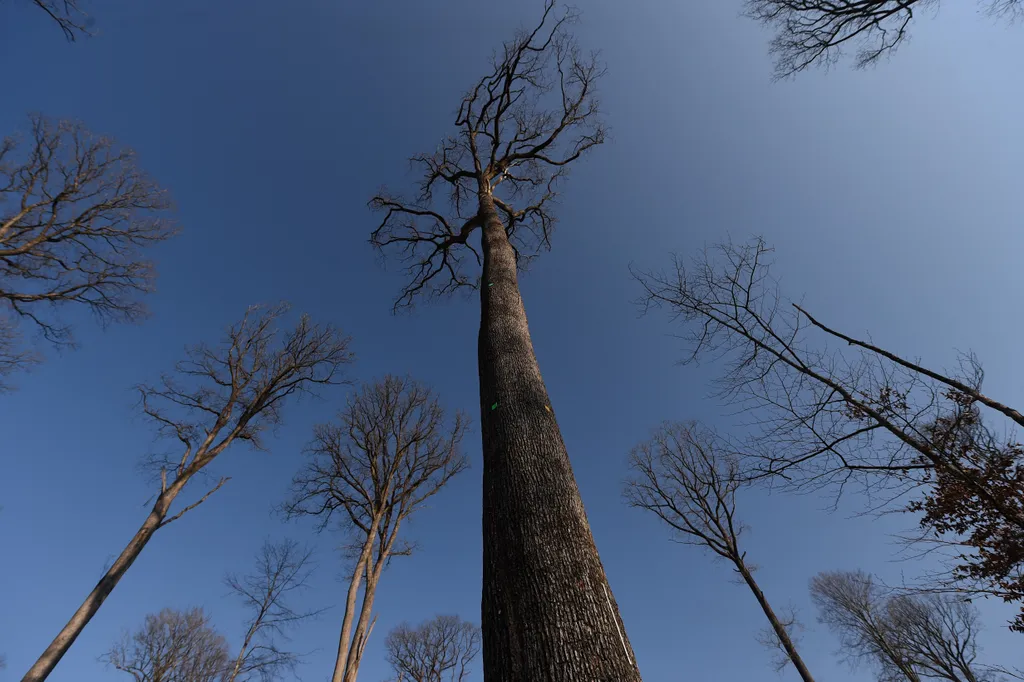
[907,390,1024,631]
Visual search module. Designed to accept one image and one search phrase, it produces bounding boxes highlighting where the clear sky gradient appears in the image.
[1,1,1022,681]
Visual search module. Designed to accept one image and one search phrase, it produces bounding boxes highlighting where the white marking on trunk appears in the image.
[603,583,633,666]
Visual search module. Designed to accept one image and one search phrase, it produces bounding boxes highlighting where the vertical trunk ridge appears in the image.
[477,193,642,681]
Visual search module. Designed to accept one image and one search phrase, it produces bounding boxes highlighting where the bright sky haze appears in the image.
[1,1,1023,681]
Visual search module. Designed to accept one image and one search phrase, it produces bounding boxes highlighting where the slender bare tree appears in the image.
[625,420,817,682]
[285,375,469,682]
[745,0,1023,79]
[21,303,353,682]
[368,3,640,678]
[223,539,322,682]
[811,570,995,682]
[632,237,1024,628]
[383,615,482,682]
[812,571,924,682]
[102,607,230,682]
[0,113,174,387]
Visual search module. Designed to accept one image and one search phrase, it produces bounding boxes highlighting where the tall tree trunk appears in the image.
[476,192,642,681]
[22,486,181,682]
[736,563,816,682]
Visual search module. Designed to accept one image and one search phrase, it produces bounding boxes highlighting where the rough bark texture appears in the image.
[476,194,640,681]
[22,484,181,682]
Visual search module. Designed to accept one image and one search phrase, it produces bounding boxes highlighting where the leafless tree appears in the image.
[102,607,230,682]
[632,237,1024,628]
[745,0,1023,79]
[383,615,482,682]
[0,114,174,387]
[284,375,469,682]
[369,3,640,678]
[624,420,817,682]
[223,539,322,682]
[811,570,995,682]
[21,304,353,682]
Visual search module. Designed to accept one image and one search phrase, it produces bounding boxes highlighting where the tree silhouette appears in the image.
[21,304,353,682]
[369,3,640,679]
[746,0,1024,79]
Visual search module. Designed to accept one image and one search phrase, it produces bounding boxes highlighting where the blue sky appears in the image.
[1,1,1023,680]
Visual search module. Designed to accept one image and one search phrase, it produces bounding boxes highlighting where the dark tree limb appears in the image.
[633,236,1024,631]
[746,0,1024,79]
[29,0,91,41]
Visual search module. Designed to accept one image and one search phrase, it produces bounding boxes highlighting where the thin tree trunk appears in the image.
[22,486,181,682]
[342,521,399,682]
[226,620,258,682]
[332,532,377,682]
[341,562,380,682]
[736,563,816,682]
[476,192,642,681]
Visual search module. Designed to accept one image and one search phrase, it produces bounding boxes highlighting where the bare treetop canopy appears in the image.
[286,374,470,544]
[140,303,354,460]
[223,539,322,682]
[810,570,994,682]
[746,0,1024,79]
[370,0,606,311]
[285,375,470,682]
[625,421,746,559]
[384,615,482,682]
[103,607,230,682]
[0,114,175,385]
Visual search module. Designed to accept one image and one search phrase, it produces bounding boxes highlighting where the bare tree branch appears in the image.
[744,0,1024,79]
[27,0,92,40]
[368,0,605,312]
[0,113,175,385]
[632,237,1024,627]
[224,539,324,682]
[384,615,482,682]
[284,375,470,682]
